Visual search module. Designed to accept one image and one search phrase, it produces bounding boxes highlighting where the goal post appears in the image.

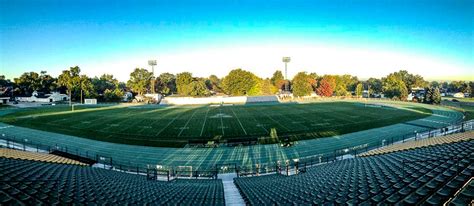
[175,166,193,177]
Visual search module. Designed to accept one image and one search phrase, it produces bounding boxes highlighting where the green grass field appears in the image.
[0,102,432,147]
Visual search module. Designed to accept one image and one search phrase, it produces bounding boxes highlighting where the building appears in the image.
[407,88,426,102]
[16,91,69,103]
[0,97,9,104]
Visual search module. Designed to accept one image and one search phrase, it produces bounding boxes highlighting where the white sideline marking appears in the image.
[231,108,247,135]
[200,108,210,136]
[155,108,191,136]
[220,108,225,136]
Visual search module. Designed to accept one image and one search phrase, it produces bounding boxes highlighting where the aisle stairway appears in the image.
[219,173,245,206]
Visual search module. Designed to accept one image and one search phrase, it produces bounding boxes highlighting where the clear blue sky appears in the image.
[1,0,473,81]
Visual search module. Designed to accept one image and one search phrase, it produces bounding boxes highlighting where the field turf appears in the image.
[0,102,431,147]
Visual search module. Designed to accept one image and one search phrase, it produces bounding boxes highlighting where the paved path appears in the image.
[219,173,245,206]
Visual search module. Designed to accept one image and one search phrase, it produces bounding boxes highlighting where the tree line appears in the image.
[1,66,472,104]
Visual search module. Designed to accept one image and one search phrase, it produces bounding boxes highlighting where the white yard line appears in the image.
[200,107,211,136]
[178,109,200,137]
[155,108,192,136]
[244,108,269,134]
[220,107,225,136]
[255,108,290,131]
[231,107,247,135]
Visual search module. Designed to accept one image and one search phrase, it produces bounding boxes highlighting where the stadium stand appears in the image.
[0,148,87,166]
[445,178,473,205]
[234,140,473,205]
[359,131,474,157]
[245,96,279,103]
[0,157,225,205]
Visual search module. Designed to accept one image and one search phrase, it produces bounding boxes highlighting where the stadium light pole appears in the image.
[282,57,291,92]
[148,60,157,94]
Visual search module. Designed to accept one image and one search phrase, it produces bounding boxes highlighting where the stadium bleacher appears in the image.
[234,140,473,205]
[0,148,87,166]
[0,157,225,205]
[446,178,473,205]
[359,131,474,157]
[1,130,473,205]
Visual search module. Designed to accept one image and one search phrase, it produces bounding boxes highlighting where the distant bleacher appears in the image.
[0,148,87,166]
[359,131,474,157]
[0,157,225,205]
[234,140,473,205]
[245,96,279,104]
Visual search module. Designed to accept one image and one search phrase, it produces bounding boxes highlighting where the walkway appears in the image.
[218,173,245,206]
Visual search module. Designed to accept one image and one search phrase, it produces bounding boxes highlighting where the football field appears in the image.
[1,101,431,147]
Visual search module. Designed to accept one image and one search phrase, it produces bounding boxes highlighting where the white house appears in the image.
[453,92,464,98]
[16,91,69,103]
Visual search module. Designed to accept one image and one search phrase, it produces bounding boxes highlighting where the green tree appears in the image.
[91,74,125,102]
[432,87,441,104]
[127,68,153,96]
[206,75,223,93]
[176,72,193,95]
[366,78,382,96]
[355,83,363,97]
[391,70,427,92]
[308,73,318,90]
[470,81,474,97]
[79,75,96,102]
[424,87,441,104]
[291,72,313,97]
[382,74,408,100]
[58,66,81,103]
[270,70,284,86]
[14,72,42,95]
[423,87,433,104]
[247,76,263,96]
[188,79,210,97]
[430,81,440,88]
[38,71,57,93]
[157,73,176,95]
[261,79,278,95]
[222,69,257,95]
[92,74,119,95]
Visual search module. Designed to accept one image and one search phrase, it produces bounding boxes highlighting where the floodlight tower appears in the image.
[282,57,291,91]
[148,60,157,93]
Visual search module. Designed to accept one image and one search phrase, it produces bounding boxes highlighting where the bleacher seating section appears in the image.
[0,158,225,205]
[359,131,474,157]
[446,178,473,205]
[234,140,473,205]
[0,148,87,166]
